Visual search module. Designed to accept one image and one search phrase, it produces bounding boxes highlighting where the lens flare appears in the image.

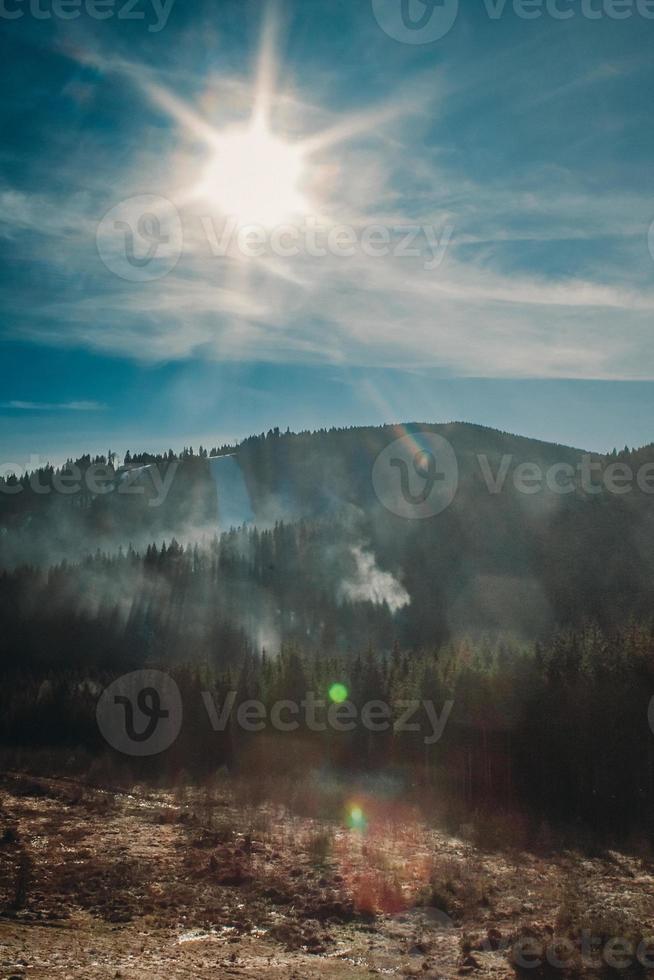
[329,682,349,704]
[347,803,367,831]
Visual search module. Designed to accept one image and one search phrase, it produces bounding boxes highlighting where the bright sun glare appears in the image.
[201,122,308,227]
[158,7,391,237]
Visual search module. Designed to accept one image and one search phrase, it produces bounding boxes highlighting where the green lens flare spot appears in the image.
[347,805,367,831]
[329,683,349,704]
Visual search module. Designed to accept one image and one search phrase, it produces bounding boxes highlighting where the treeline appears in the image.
[1,624,653,840]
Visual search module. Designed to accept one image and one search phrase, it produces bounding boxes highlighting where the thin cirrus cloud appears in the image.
[0,401,106,412]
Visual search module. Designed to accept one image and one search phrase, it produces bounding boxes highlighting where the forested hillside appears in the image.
[2,422,654,841]
[1,422,653,645]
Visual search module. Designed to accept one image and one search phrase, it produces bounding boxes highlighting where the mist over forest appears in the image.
[2,422,654,660]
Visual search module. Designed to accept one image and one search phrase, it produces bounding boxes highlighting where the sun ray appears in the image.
[252,0,282,132]
[299,102,406,156]
[143,81,221,149]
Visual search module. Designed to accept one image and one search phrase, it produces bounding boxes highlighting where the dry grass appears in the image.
[0,771,652,979]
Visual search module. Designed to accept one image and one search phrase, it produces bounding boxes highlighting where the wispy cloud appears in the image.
[0,401,106,412]
[1,9,653,382]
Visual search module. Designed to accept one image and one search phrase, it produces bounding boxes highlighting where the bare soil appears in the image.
[0,772,652,979]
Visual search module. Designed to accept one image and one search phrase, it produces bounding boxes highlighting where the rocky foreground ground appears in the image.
[0,771,652,979]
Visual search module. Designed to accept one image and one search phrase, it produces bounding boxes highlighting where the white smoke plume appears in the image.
[340,546,410,614]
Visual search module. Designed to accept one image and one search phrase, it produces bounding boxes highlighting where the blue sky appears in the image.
[1,0,653,463]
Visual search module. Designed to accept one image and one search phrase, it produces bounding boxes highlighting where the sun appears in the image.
[199,121,308,227]
[144,7,396,235]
